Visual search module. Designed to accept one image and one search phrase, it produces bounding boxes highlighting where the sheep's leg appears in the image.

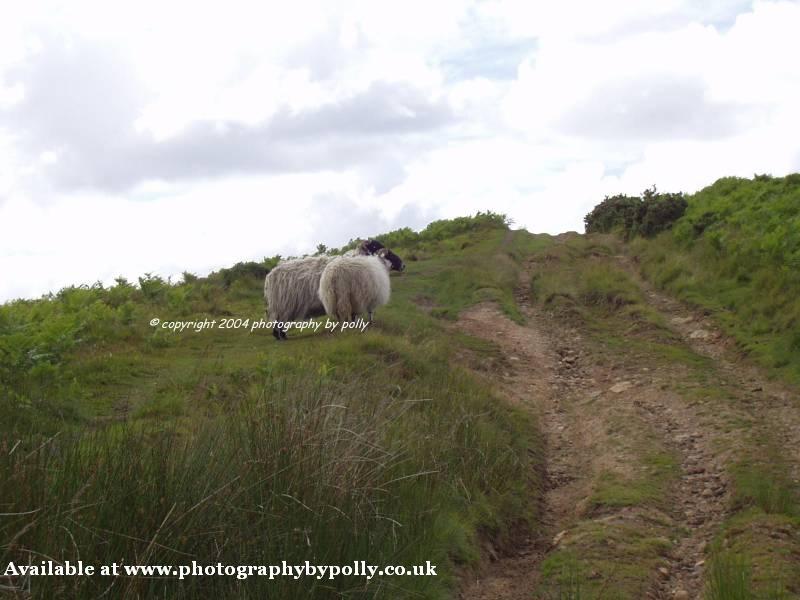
[368,311,374,323]
[273,326,288,341]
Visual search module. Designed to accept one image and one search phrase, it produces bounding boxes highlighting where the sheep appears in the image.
[263,239,385,341]
[318,248,405,324]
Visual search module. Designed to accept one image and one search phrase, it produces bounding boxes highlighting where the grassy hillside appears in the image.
[0,215,543,598]
[5,178,798,598]
[630,174,800,383]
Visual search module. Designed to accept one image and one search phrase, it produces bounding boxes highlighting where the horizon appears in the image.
[0,171,795,304]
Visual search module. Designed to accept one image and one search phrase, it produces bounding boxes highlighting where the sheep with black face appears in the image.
[318,248,405,324]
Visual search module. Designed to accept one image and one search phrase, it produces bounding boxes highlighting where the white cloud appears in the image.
[1,0,799,301]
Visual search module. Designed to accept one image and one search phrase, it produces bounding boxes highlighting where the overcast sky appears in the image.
[2,1,799,301]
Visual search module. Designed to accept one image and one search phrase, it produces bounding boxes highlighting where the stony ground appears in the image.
[456,251,800,600]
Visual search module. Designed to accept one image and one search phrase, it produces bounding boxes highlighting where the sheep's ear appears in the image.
[363,239,385,254]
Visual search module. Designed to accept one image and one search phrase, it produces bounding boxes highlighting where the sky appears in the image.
[1,0,799,302]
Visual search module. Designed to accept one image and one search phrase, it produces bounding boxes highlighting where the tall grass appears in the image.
[705,551,753,600]
[540,552,585,600]
[732,462,799,517]
[1,342,537,598]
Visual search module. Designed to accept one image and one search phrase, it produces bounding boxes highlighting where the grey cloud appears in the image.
[269,82,453,138]
[111,83,451,190]
[1,35,456,193]
[558,76,753,141]
[5,36,148,157]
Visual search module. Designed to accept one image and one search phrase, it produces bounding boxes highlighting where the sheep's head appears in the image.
[377,248,405,272]
[359,239,385,255]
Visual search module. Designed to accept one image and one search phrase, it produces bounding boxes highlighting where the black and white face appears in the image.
[378,248,405,272]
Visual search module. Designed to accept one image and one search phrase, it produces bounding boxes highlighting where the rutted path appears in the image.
[455,274,580,599]
[621,256,800,485]
[454,254,752,599]
[453,240,800,599]
[628,385,730,599]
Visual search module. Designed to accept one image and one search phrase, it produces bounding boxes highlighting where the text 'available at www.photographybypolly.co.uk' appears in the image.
[4,559,437,581]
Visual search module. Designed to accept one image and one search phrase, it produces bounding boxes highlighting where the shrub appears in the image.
[138,273,169,301]
[584,194,641,236]
[214,261,270,289]
[635,188,688,238]
[107,277,136,308]
[584,188,686,239]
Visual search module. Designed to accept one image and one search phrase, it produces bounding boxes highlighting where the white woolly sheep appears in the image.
[318,248,405,324]
[263,239,386,340]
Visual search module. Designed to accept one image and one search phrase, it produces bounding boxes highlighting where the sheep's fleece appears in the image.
[318,255,391,322]
[264,256,333,323]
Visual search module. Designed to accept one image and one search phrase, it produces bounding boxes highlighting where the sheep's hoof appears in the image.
[273,328,286,341]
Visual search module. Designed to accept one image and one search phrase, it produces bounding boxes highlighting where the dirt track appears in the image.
[456,254,800,600]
